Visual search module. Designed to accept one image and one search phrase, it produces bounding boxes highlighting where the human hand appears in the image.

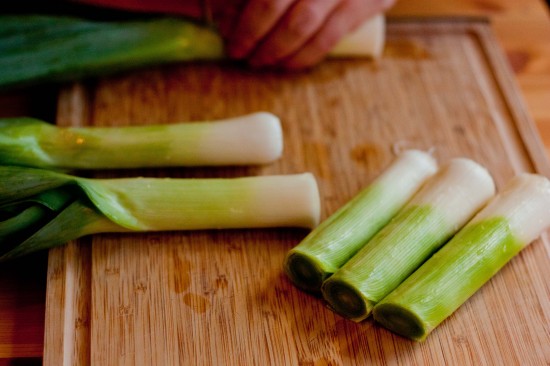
[221,0,395,69]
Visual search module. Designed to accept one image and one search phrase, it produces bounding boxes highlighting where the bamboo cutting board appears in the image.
[43,19,550,365]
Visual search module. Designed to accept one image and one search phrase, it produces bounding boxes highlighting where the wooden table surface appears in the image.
[1,0,549,362]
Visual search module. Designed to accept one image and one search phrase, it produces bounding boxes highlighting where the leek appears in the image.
[373,174,550,341]
[0,112,282,169]
[283,150,437,292]
[0,166,320,261]
[322,159,496,321]
[0,14,384,89]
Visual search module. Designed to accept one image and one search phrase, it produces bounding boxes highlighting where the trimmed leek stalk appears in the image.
[0,112,282,169]
[0,166,320,261]
[322,158,496,321]
[373,174,550,341]
[0,14,385,88]
[284,150,437,292]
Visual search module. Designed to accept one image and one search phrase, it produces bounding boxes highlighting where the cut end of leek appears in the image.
[284,250,329,292]
[330,14,386,58]
[373,303,427,341]
[322,278,374,322]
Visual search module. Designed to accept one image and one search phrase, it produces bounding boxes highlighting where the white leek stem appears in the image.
[330,15,386,58]
[406,158,496,233]
[471,173,550,244]
[186,112,283,166]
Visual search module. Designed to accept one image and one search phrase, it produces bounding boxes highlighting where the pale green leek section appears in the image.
[322,205,449,321]
[373,217,522,341]
[0,112,282,169]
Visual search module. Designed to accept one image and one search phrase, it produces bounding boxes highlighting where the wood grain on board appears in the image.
[43,20,550,365]
[389,0,550,157]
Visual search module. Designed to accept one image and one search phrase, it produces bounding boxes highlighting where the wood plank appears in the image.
[0,252,47,359]
[43,85,93,366]
[44,20,550,365]
[389,0,550,157]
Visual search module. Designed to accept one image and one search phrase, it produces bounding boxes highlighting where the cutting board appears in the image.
[43,19,550,365]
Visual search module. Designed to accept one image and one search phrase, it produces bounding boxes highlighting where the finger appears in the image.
[226,0,297,59]
[210,0,248,39]
[282,0,393,69]
[248,0,340,67]
[281,8,353,69]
